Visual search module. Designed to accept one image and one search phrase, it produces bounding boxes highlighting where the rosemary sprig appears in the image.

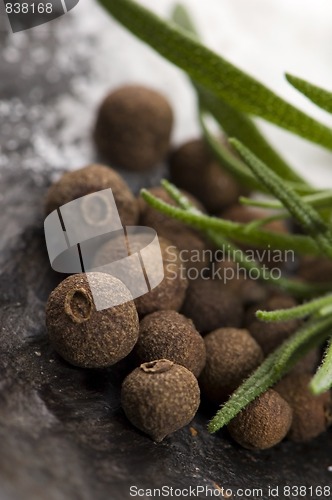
[239,190,332,211]
[198,87,306,185]
[98,0,332,150]
[286,74,332,114]
[140,188,322,256]
[310,339,332,394]
[199,113,264,191]
[256,294,332,322]
[172,3,308,186]
[159,180,331,297]
[208,315,332,433]
[230,139,332,259]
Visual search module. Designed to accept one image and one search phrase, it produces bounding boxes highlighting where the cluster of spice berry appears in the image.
[45,85,332,449]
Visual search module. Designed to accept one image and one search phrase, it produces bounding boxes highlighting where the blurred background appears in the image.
[1,0,332,186]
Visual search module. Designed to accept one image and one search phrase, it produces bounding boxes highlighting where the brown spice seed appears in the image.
[134,237,188,316]
[46,273,139,368]
[94,85,173,171]
[169,138,240,213]
[139,186,211,272]
[275,373,332,442]
[121,360,200,442]
[199,328,263,403]
[227,389,293,450]
[181,277,243,333]
[136,310,206,377]
[45,164,138,226]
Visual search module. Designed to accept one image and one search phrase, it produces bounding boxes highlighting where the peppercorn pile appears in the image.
[44,84,332,449]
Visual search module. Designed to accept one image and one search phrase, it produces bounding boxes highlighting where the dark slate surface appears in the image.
[1,7,332,500]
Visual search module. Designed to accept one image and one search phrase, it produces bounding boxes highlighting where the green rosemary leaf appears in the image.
[172,4,198,38]
[99,0,332,151]
[208,315,332,432]
[230,139,332,258]
[198,87,307,185]
[140,188,322,256]
[240,190,332,211]
[310,338,332,394]
[199,113,264,191]
[318,304,332,317]
[244,213,289,231]
[201,115,317,196]
[256,294,332,322]
[286,74,332,114]
[172,4,305,185]
[160,180,331,298]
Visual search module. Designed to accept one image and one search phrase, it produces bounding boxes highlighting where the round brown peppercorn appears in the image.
[227,389,293,450]
[134,237,188,316]
[136,311,206,377]
[46,273,139,368]
[212,258,268,306]
[290,348,320,375]
[221,205,289,270]
[221,204,288,234]
[199,328,264,403]
[138,186,210,272]
[94,85,173,171]
[247,294,301,355]
[45,164,139,226]
[181,277,243,333]
[169,138,240,213]
[121,359,200,442]
[275,373,332,442]
[297,256,332,283]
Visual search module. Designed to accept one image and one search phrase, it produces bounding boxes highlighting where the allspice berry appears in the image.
[46,273,139,368]
[248,294,301,355]
[181,278,243,333]
[94,85,173,171]
[228,389,293,450]
[139,186,210,272]
[45,164,138,226]
[134,237,188,316]
[136,311,206,377]
[275,373,332,442]
[297,256,332,283]
[199,328,264,403]
[169,138,240,213]
[121,359,200,442]
[221,204,288,234]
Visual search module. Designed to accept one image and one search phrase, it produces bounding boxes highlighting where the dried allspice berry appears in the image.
[169,138,240,213]
[134,237,188,316]
[221,204,288,234]
[199,328,263,403]
[227,389,293,450]
[45,163,139,226]
[94,85,173,171]
[139,186,210,272]
[46,273,139,368]
[121,359,200,442]
[136,311,206,377]
[181,277,243,333]
[247,294,301,355]
[275,373,332,442]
